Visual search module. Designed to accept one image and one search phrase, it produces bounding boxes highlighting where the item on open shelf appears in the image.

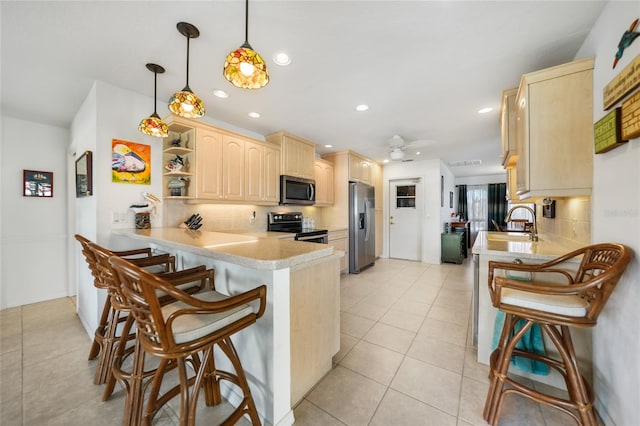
[168,177,188,196]
[166,155,184,172]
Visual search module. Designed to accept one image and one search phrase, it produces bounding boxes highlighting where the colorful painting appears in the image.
[112,139,151,185]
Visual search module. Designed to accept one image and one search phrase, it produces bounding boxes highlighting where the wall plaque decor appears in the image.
[621,89,640,140]
[23,170,53,197]
[603,54,640,110]
[112,139,151,185]
[75,150,93,197]
[594,108,627,154]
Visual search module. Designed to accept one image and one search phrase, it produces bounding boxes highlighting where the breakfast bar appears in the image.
[472,231,591,389]
[111,228,343,426]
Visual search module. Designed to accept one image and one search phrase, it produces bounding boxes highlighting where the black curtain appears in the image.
[456,185,468,221]
[487,183,507,229]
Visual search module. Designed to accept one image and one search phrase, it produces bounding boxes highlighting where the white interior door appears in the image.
[389,178,421,261]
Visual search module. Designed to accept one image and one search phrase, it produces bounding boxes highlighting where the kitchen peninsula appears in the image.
[472,231,590,389]
[111,228,343,426]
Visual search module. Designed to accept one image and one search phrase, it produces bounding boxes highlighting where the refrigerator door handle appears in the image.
[364,201,370,241]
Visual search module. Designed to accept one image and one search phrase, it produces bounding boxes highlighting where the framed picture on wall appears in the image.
[23,170,53,197]
[76,150,93,197]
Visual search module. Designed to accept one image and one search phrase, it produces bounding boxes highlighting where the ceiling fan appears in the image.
[387,134,437,161]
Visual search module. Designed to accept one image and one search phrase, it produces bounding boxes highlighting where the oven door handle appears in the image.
[296,234,328,242]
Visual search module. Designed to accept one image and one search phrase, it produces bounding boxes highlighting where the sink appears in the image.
[486,232,533,242]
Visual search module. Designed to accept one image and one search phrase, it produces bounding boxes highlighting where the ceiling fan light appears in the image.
[390,149,404,161]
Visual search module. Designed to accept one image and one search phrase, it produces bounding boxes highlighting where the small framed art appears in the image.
[24,170,53,197]
[76,150,93,197]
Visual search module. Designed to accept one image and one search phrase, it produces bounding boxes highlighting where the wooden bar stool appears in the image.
[87,241,211,423]
[483,243,632,425]
[109,255,267,426]
[75,234,175,385]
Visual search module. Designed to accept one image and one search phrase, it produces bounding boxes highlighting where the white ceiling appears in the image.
[1,1,606,177]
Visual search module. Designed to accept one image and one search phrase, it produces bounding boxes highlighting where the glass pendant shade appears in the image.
[223,0,269,89]
[139,113,169,137]
[169,22,205,118]
[139,63,169,138]
[224,42,269,89]
[168,89,205,118]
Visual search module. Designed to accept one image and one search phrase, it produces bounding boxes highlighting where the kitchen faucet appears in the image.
[504,205,539,241]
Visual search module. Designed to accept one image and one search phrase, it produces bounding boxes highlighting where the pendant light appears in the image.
[169,22,205,118]
[223,0,269,89]
[139,63,169,137]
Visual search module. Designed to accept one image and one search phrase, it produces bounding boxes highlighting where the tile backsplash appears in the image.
[162,201,325,233]
[535,197,591,246]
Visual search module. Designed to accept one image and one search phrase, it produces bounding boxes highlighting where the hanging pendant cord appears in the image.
[185,36,191,89]
[153,71,158,114]
[244,0,249,43]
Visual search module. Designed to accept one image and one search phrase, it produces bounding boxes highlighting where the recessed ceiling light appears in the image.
[324,144,333,148]
[356,104,369,112]
[415,151,421,156]
[213,89,229,98]
[383,159,390,163]
[478,107,493,114]
[273,52,291,66]
[248,112,261,118]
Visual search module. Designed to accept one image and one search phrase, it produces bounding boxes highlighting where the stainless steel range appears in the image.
[267,212,328,244]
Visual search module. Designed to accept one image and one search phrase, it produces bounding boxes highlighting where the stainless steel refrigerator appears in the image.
[349,182,375,273]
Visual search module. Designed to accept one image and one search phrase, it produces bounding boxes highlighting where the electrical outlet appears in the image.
[112,212,119,223]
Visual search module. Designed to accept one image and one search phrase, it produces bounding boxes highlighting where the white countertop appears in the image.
[112,228,335,270]
[472,231,584,260]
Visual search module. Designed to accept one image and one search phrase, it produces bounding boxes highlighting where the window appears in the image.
[396,185,416,208]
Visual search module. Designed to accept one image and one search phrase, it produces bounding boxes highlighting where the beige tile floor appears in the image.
[0,257,577,425]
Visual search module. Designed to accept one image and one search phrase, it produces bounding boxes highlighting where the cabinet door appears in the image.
[195,128,223,199]
[314,162,327,204]
[298,142,316,179]
[263,145,280,204]
[500,88,517,167]
[515,89,529,194]
[324,163,334,204]
[349,155,362,181]
[223,136,245,200]
[245,141,263,202]
[528,70,593,193]
[282,136,300,176]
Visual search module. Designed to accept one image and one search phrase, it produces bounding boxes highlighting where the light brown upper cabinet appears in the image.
[163,115,280,205]
[348,152,372,185]
[515,58,594,199]
[222,136,245,201]
[246,140,281,204]
[500,88,518,168]
[195,128,224,200]
[266,131,316,180]
[314,158,335,206]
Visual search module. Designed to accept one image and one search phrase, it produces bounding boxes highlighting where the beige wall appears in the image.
[535,196,591,246]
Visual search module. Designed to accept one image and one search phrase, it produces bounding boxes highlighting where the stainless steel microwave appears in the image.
[280,175,315,205]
